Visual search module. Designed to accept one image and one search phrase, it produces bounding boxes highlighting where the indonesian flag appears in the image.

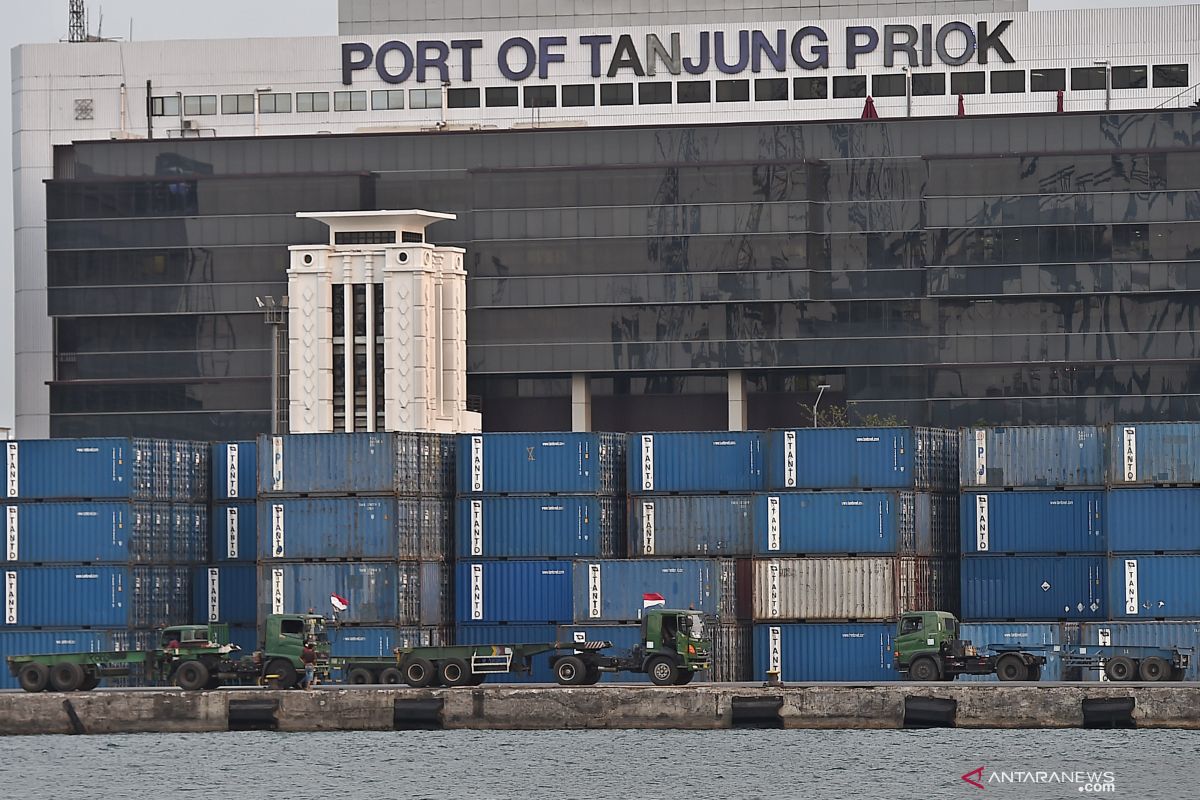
[643,592,666,610]
[330,593,350,612]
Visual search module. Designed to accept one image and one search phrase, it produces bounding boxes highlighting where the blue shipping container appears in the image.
[627,431,764,494]
[329,626,396,658]
[257,497,400,561]
[456,432,623,495]
[630,495,753,557]
[395,497,453,561]
[396,432,456,496]
[1079,621,1200,681]
[752,623,896,681]
[259,561,449,626]
[959,491,1105,554]
[5,439,154,500]
[960,556,1106,621]
[572,559,743,623]
[1106,488,1200,553]
[753,492,957,556]
[226,625,259,654]
[1108,422,1200,486]
[3,565,191,628]
[455,560,574,624]
[958,623,1067,682]
[193,564,258,625]
[211,441,257,501]
[765,428,958,491]
[960,426,1105,489]
[257,433,399,495]
[0,630,124,690]
[456,496,620,559]
[455,624,560,683]
[210,503,257,562]
[1109,555,1200,619]
[3,501,172,564]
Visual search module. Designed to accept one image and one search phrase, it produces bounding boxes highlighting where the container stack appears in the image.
[202,441,260,652]
[2,438,209,688]
[255,433,455,659]
[750,428,960,682]
[1089,422,1200,679]
[454,432,629,682]
[625,431,757,681]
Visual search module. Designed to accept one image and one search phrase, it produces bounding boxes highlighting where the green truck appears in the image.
[7,614,329,692]
[894,610,1192,682]
[336,608,712,687]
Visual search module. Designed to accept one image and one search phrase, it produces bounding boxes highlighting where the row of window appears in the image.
[147,63,1192,118]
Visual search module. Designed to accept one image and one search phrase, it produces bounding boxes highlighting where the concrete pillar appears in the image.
[571,373,592,432]
[728,370,748,431]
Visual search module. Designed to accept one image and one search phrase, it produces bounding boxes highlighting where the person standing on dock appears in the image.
[301,641,317,690]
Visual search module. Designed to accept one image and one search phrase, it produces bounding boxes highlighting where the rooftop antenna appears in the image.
[68,0,86,43]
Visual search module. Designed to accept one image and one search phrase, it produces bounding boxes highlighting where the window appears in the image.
[1112,66,1148,90]
[639,82,672,104]
[447,88,480,108]
[372,90,405,110]
[912,73,945,96]
[951,72,985,95]
[297,92,330,112]
[600,83,634,105]
[410,89,442,109]
[259,93,291,113]
[183,95,216,116]
[716,79,749,102]
[562,84,595,107]
[150,96,180,117]
[334,91,367,111]
[991,70,1025,94]
[1030,69,1066,92]
[794,77,827,100]
[1154,64,1189,88]
[280,619,304,636]
[524,86,556,108]
[335,231,396,245]
[755,78,788,101]
[1072,67,1108,90]
[900,617,923,635]
[220,94,254,114]
[486,87,518,107]
[872,74,906,97]
[401,231,424,243]
[677,80,711,103]
[832,76,866,98]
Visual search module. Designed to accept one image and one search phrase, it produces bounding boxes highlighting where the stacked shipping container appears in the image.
[2,438,209,688]
[751,428,959,682]
[255,433,455,655]
[202,441,260,648]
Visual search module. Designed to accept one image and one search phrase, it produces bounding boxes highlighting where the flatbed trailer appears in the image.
[1054,643,1190,681]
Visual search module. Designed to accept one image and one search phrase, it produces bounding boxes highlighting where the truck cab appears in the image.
[893,610,961,675]
[637,609,712,685]
[894,610,1046,682]
[259,614,331,687]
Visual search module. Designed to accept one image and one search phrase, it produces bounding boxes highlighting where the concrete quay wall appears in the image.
[0,684,1197,736]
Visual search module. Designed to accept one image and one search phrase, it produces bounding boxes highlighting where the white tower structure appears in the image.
[287,210,480,435]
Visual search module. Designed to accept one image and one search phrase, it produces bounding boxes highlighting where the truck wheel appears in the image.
[647,657,680,687]
[402,658,434,687]
[673,671,694,686]
[1139,656,1169,682]
[1105,656,1136,682]
[18,663,50,693]
[909,657,941,682]
[554,656,588,686]
[1026,664,1042,682]
[205,676,223,690]
[265,659,297,690]
[584,665,602,686]
[438,659,472,688]
[79,671,101,691]
[50,661,85,692]
[467,673,488,686]
[379,667,405,685]
[174,660,210,691]
[347,667,374,685]
[996,654,1028,682]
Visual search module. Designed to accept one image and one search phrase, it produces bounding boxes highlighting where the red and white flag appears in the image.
[643,592,666,610]
[330,593,350,612]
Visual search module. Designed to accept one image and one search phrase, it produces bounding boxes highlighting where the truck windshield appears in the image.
[305,618,328,642]
[686,613,705,640]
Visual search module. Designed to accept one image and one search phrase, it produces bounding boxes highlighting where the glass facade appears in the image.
[46,111,1200,436]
